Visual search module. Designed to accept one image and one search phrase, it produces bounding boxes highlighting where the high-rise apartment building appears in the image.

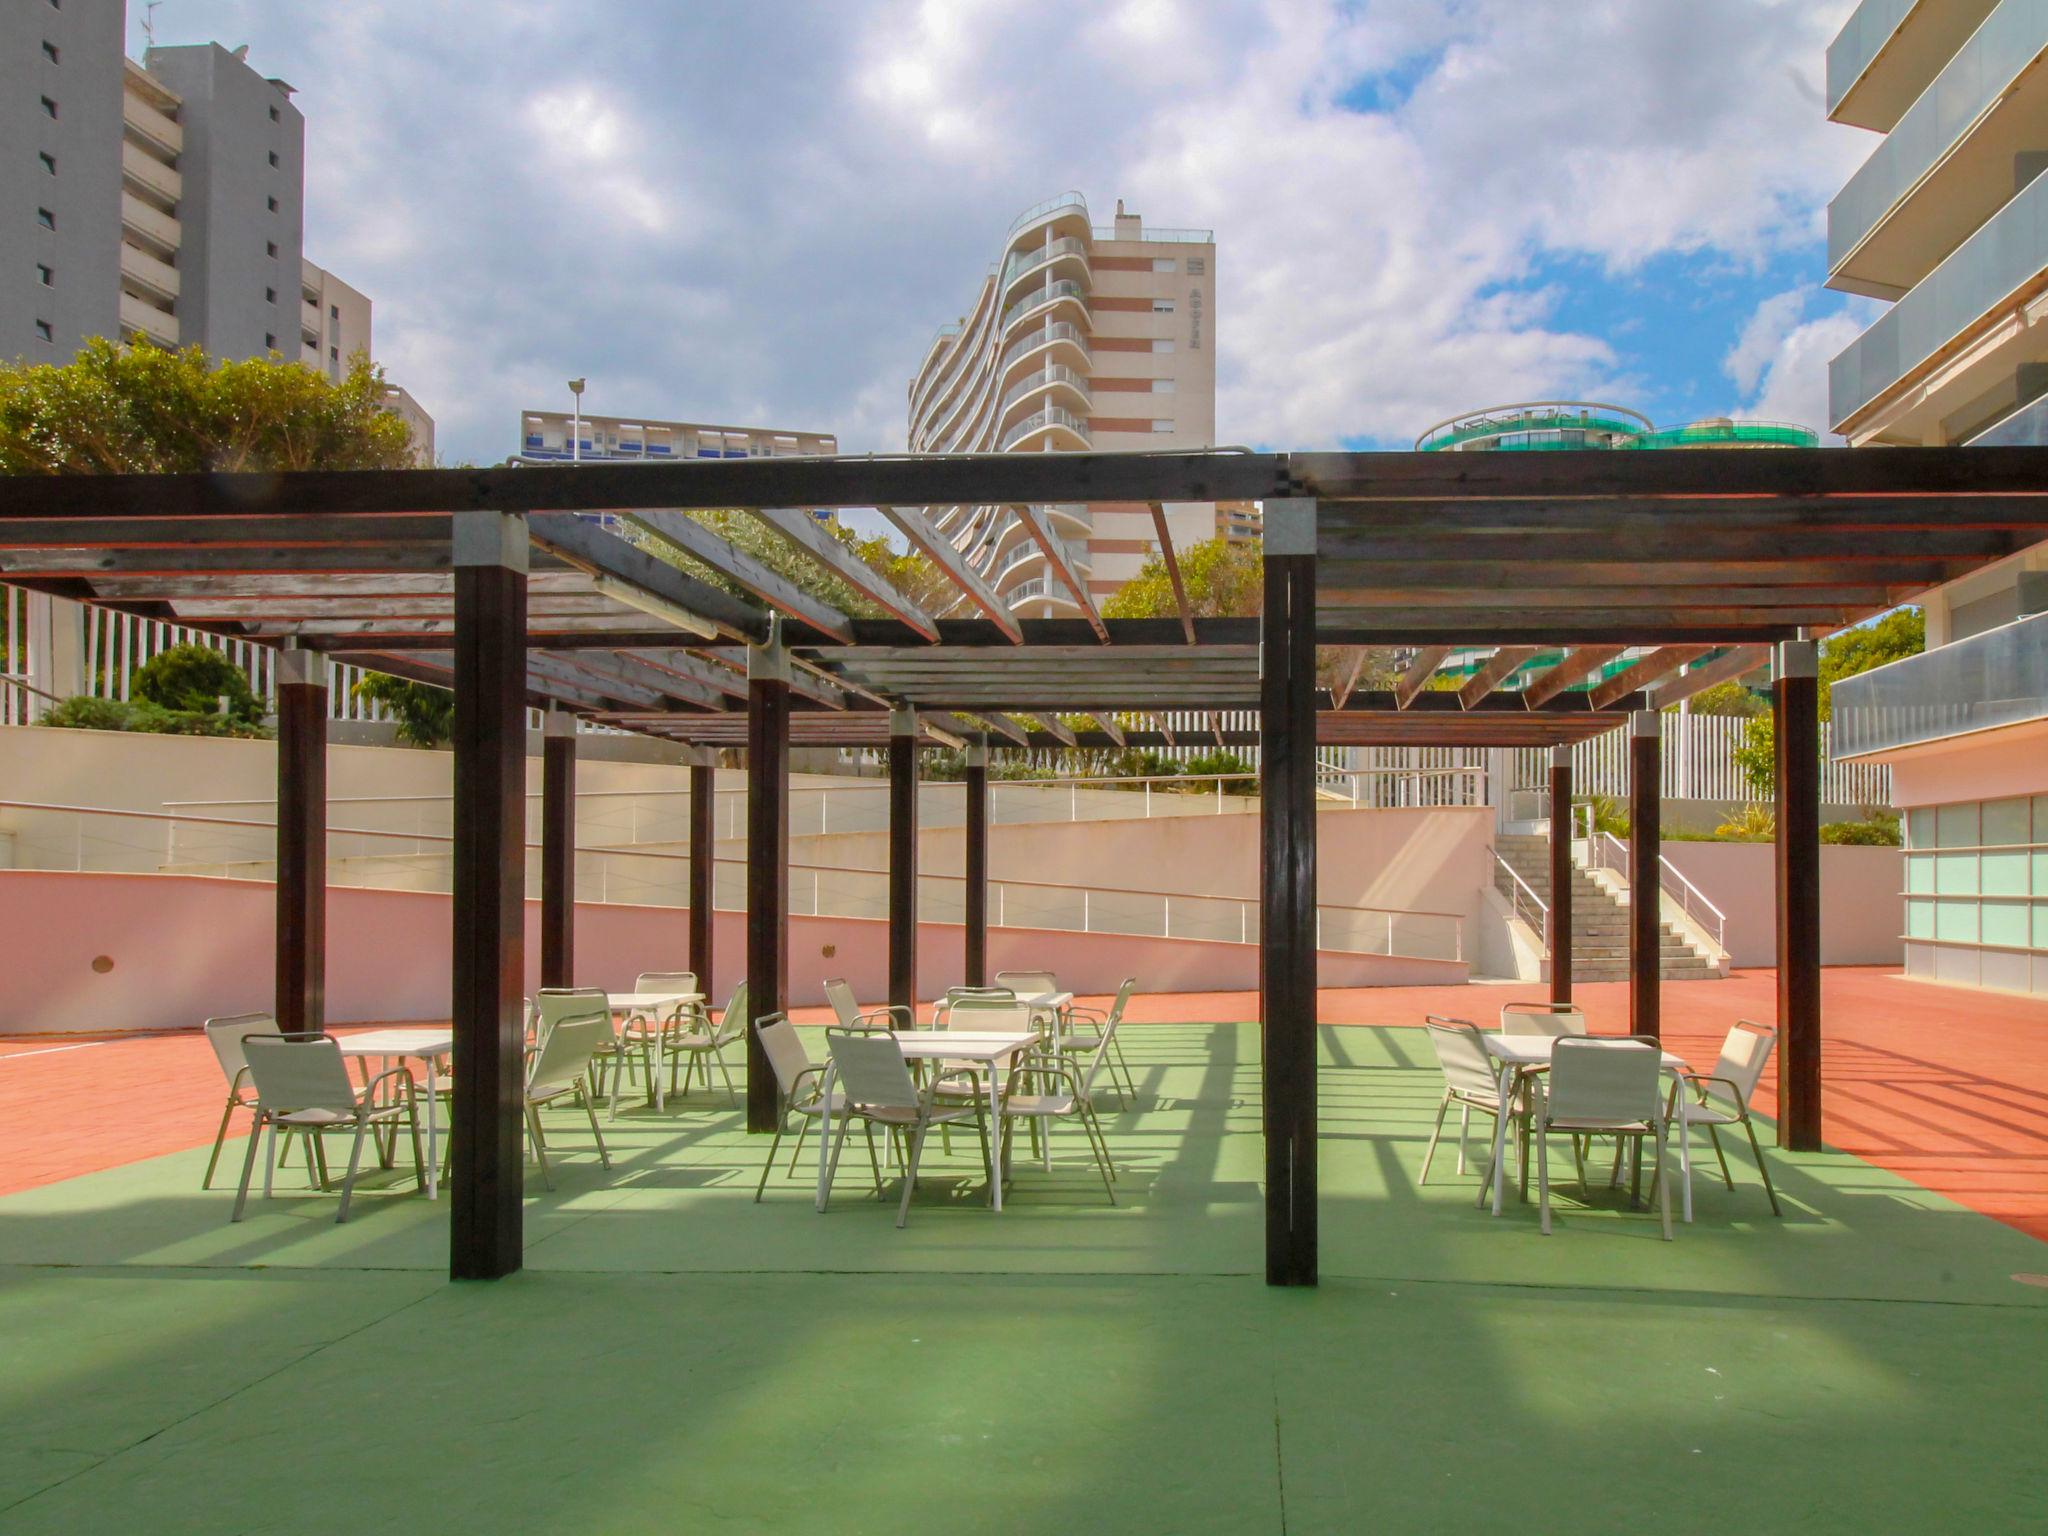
[4,5,432,458]
[517,410,836,464]
[909,194,1217,616]
[1824,2,2048,996]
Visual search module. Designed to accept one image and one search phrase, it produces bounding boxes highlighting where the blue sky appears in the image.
[126,1,1874,464]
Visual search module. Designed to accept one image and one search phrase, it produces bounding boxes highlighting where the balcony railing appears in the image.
[1000,322,1089,373]
[1001,406,1090,450]
[1001,278,1088,333]
[1969,390,2048,445]
[1003,237,1089,292]
[1828,0,2048,277]
[1830,158,2048,426]
[1833,609,2048,757]
[1000,364,1091,414]
[1828,0,1919,116]
[1007,191,1087,237]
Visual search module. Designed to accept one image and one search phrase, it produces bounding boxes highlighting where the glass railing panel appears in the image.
[1829,0,2048,270]
[1969,390,2048,444]
[1833,609,2048,756]
[1830,159,2048,423]
[1828,0,1919,114]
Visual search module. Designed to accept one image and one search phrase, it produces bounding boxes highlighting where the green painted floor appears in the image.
[3,1025,2044,1533]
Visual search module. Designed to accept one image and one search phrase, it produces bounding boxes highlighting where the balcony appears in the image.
[1969,389,2048,443]
[1828,0,2001,131]
[118,290,178,348]
[1001,406,1091,451]
[1001,278,1089,334]
[120,139,181,204]
[1829,157,2048,429]
[122,93,183,156]
[1002,237,1090,298]
[119,190,180,254]
[1834,608,2048,757]
[1828,0,2048,298]
[999,364,1092,417]
[999,322,1089,375]
[118,242,179,303]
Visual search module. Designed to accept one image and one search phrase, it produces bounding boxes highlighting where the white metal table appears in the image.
[607,991,702,1109]
[1479,1034,1688,1215]
[813,1031,1041,1213]
[339,1028,454,1198]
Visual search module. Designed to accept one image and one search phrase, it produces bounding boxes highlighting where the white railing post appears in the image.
[1082,888,1091,932]
[1240,904,1248,943]
[1145,781,1152,818]
[1071,782,1078,822]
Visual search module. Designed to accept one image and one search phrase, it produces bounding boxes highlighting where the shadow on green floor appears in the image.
[2,1024,2044,1532]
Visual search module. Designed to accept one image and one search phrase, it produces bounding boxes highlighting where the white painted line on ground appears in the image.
[0,1041,110,1062]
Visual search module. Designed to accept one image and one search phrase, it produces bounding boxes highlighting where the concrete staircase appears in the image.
[1492,832,1722,982]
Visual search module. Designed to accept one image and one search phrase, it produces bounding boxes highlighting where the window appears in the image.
[1151,339,1175,353]
[36,264,53,287]
[39,152,56,176]
[266,241,278,257]
[264,333,277,350]
[329,304,339,319]
[1152,300,1176,313]
[1151,258,1176,273]
[42,41,60,64]
[267,151,280,168]
[265,287,277,304]
[35,320,54,343]
[1152,378,1176,394]
[1151,420,1175,433]
[266,195,277,212]
[37,208,54,230]
[269,105,281,123]
[329,345,339,361]
[40,96,58,119]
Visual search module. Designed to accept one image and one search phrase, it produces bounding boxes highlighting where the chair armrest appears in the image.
[856,1005,917,1032]
[357,1064,416,1107]
[788,1064,828,1104]
[1680,1072,1751,1108]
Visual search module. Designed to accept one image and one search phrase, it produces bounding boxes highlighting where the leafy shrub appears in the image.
[1821,812,1901,846]
[1713,804,1778,842]
[40,693,267,738]
[350,672,454,749]
[1180,750,1257,793]
[132,642,262,725]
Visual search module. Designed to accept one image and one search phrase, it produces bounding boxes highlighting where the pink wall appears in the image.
[1657,843,1902,968]
[1884,719,2048,808]
[0,870,1462,1035]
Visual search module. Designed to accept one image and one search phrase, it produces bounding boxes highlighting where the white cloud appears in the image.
[131,0,1869,462]
[1727,293,1876,441]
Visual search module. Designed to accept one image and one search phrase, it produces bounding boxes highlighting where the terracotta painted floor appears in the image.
[5,967,2045,1244]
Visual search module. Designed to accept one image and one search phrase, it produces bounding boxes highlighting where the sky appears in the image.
[129,0,1881,470]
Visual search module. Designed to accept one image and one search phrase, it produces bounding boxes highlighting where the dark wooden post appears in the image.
[1774,638,1822,1150]
[539,710,576,989]
[1628,710,1661,1041]
[689,758,715,998]
[888,708,919,1016]
[964,737,989,987]
[274,647,327,1035]
[1260,498,1317,1288]
[449,511,528,1281]
[745,631,790,1132]
[1548,744,1573,1006]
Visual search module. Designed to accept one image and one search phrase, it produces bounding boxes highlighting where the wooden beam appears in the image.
[1775,640,1822,1151]
[889,711,918,1018]
[1644,646,1771,709]
[1091,712,1127,747]
[1015,504,1109,642]
[746,638,791,1133]
[690,762,715,1000]
[449,512,528,1281]
[971,712,1030,747]
[1458,647,1539,708]
[964,741,989,986]
[540,712,575,989]
[1392,646,1448,709]
[0,545,459,577]
[1261,500,1318,1288]
[1628,710,1661,1043]
[1549,745,1572,1007]
[750,507,939,640]
[1148,502,1196,643]
[1331,647,1370,711]
[624,508,855,643]
[877,506,1023,641]
[274,650,326,1037]
[1031,713,1077,746]
[526,513,771,642]
[1522,645,1626,708]
[1586,646,1711,711]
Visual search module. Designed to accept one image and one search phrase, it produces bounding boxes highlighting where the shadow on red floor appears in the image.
[5,967,2045,1245]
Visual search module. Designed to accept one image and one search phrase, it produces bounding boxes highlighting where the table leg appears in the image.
[813,1063,838,1212]
[424,1054,441,1200]
[1488,1063,1516,1215]
[987,1063,1005,1212]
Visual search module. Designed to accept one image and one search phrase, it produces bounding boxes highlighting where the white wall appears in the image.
[1658,843,1903,967]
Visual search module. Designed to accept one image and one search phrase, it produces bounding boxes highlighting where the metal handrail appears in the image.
[1586,828,1725,951]
[1490,846,1548,935]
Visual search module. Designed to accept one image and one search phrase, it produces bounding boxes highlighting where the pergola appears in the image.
[5,444,2043,1287]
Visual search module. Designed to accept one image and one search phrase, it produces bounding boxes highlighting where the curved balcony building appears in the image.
[909,194,1217,617]
[1415,401,1818,453]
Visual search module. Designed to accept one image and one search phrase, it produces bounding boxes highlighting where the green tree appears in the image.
[0,337,418,473]
[1101,535,1262,619]
[1733,608,1924,796]
[132,642,263,725]
[1683,679,1766,717]
[627,511,949,622]
[351,673,456,749]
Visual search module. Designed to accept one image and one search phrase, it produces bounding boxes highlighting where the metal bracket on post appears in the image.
[543,707,576,741]
[747,614,790,684]
[1262,497,1317,556]
[453,510,530,573]
[275,645,327,691]
[966,738,988,770]
[1631,708,1661,741]
[890,705,918,740]
[1776,638,1818,682]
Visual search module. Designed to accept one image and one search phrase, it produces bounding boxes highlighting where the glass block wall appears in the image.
[1902,795,2048,993]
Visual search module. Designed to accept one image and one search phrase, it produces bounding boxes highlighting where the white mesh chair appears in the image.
[1060,978,1138,1102]
[994,1006,1122,1204]
[538,987,623,1112]
[1532,1037,1672,1240]
[663,979,748,1103]
[1419,1016,1508,1185]
[823,1027,992,1227]
[930,985,1015,1029]
[522,1010,614,1190]
[824,976,914,1033]
[1500,1002,1588,1037]
[995,969,1064,1034]
[754,1013,870,1200]
[1663,1019,1782,1221]
[231,1033,424,1224]
[201,1011,280,1189]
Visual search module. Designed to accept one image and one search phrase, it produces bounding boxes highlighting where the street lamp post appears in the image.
[568,377,586,463]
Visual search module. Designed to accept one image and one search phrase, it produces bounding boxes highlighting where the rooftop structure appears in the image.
[1417,401,1819,453]
[909,193,1218,619]
[517,410,837,465]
